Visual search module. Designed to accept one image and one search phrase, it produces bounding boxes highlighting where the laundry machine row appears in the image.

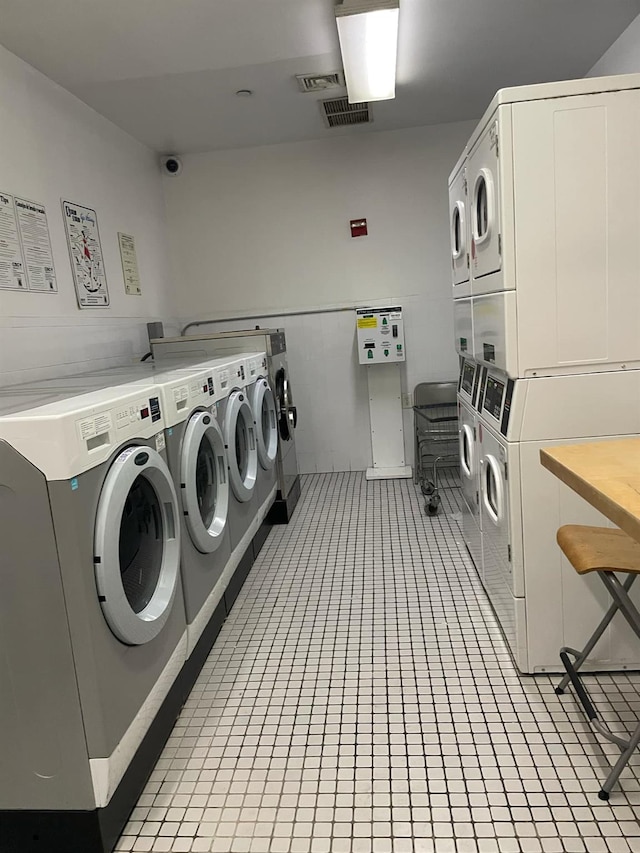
[456,356,640,675]
[150,327,300,522]
[0,352,278,853]
[449,72,640,380]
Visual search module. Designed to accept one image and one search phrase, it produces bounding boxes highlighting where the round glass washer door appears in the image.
[224,390,258,502]
[94,444,181,645]
[181,410,229,554]
[251,377,278,470]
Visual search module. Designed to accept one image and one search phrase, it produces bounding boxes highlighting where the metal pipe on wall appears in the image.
[180,304,360,337]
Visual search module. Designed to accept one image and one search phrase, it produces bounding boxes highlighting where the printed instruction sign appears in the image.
[14,197,57,292]
[0,192,27,290]
[118,232,141,296]
[62,200,109,308]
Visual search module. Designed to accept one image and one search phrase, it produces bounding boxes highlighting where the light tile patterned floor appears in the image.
[118,472,640,853]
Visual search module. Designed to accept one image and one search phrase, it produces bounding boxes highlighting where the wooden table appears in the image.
[540,437,640,543]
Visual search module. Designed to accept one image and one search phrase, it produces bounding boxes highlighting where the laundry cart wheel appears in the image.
[421,481,435,496]
[426,495,441,516]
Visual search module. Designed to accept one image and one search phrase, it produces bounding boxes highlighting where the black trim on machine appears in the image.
[476,367,488,413]
[472,364,482,407]
[267,474,301,524]
[501,378,515,437]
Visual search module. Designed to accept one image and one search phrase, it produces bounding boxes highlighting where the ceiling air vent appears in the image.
[320,97,372,128]
[296,72,344,93]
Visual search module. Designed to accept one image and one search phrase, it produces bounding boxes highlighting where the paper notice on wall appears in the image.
[62,200,109,308]
[14,197,57,292]
[0,192,27,291]
[118,232,141,296]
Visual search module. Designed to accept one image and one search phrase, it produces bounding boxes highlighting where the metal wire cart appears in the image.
[413,381,459,515]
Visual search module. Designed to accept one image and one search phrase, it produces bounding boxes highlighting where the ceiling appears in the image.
[1,0,639,154]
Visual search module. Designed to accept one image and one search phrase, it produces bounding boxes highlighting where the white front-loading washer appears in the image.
[457,358,483,577]
[475,364,640,673]
[245,352,278,510]
[141,365,233,659]
[213,357,260,554]
[449,150,471,297]
[459,398,482,579]
[478,418,526,667]
[0,384,187,848]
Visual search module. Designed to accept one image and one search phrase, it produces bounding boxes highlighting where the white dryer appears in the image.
[448,150,471,298]
[0,384,187,848]
[460,73,640,378]
[476,365,640,674]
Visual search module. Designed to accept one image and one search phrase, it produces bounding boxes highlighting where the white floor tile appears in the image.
[123,472,640,852]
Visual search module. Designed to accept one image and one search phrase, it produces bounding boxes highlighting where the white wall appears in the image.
[0,45,171,387]
[164,121,473,472]
[588,13,640,76]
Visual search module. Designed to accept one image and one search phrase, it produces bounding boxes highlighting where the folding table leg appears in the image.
[600,721,640,800]
[556,573,637,694]
[555,571,640,799]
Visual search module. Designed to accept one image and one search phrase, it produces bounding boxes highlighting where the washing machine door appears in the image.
[181,410,229,553]
[224,390,258,502]
[460,421,475,478]
[252,377,278,470]
[94,445,181,645]
[481,452,505,527]
[469,121,502,283]
[275,366,297,441]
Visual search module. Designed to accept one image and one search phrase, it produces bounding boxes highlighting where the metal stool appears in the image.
[555,524,640,800]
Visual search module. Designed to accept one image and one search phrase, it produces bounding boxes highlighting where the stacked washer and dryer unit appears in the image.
[0,352,279,852]
[450,72,640,674]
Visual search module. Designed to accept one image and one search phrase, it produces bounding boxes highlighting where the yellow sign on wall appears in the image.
[357,317,377,329]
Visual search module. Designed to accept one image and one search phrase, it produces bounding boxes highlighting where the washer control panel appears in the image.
[356,306,405,364]
[245,352,268,381]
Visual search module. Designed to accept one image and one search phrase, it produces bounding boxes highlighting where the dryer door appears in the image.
[275,366,297,441]
[469,121,502,284]
[94,445,181,645]
[181,410,229,553]
[224,390,258,502]
[449,164,470,291]
[252,377,278,470]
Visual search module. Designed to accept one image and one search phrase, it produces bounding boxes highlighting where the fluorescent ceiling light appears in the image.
[335,0,399,104]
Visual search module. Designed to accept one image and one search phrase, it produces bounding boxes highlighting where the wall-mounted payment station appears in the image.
[356,306,411,481]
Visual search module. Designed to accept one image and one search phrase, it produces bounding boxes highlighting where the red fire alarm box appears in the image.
[350,218,368,238]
